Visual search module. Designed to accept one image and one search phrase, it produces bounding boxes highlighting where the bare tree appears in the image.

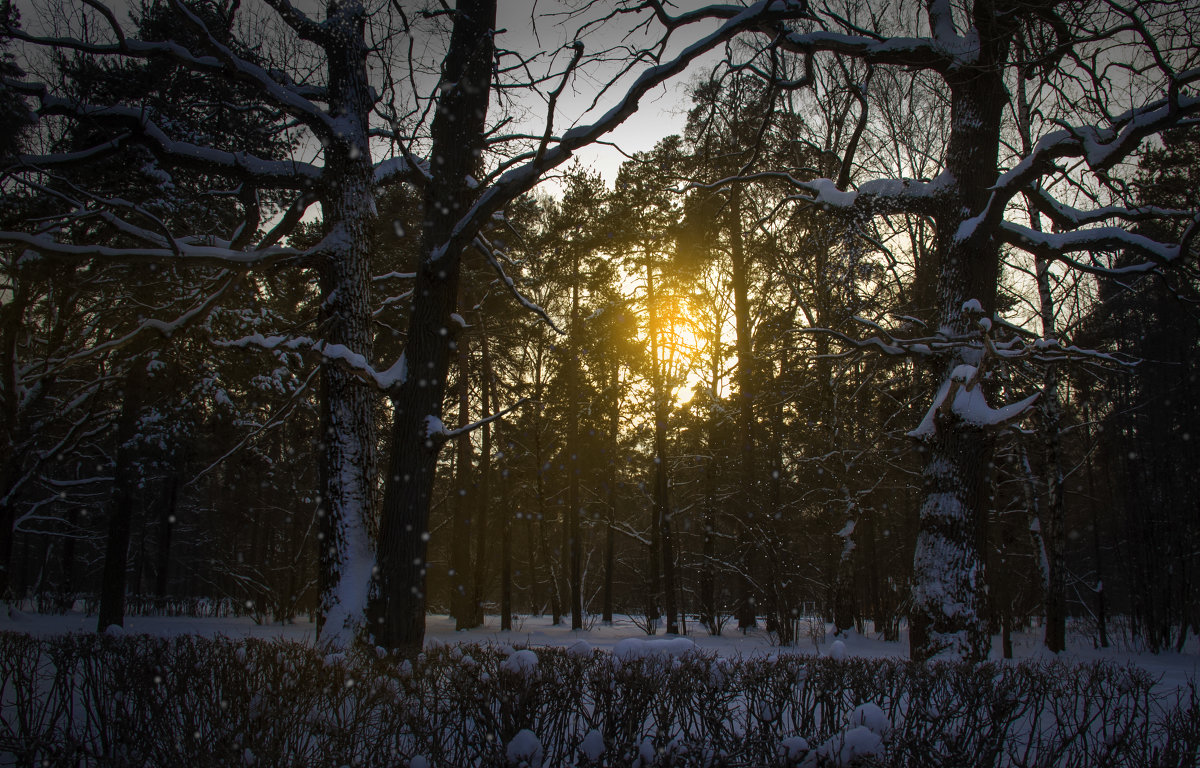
[714,0,1200,661]
[2,0,822,650]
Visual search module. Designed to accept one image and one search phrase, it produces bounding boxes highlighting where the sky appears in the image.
[491,0,727,185]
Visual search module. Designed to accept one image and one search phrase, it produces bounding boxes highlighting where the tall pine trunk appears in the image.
[729,189,756,631]
[472,317,493,626]
[451,285,475,630]
[97,362,146,631]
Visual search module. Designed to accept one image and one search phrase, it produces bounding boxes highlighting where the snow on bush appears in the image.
[505,729,542,767]
[0,631,1195,767]
[578,729,605,764]
[500,648,539,676]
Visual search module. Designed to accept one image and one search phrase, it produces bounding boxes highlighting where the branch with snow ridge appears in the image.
[214,334,408,394]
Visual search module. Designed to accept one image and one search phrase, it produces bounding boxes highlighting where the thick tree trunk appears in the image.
[154,471,179,599]
[603,367,619,625]
[909,57,1011,663]
[372,0,496,654]
[500,441,513,631]
[0,278,31,599]
[312,4,379,647]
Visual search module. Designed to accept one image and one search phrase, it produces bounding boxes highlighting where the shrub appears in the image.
[0,631,1196,767]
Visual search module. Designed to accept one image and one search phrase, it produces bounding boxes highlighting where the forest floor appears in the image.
[3,608,1197,694]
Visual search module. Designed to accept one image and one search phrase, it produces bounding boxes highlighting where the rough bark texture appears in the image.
[372,0,495,653]
[909,5,1014,663]
[603,367,619,625]
[313,3,379,647]
[566,266,583,630]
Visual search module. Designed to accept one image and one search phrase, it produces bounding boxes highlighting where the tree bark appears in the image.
[472,315,493,626]
[729,188,756,631]
[97,363,147,632]
[603,366,619,625]
[311,2,380,647]
[909,39,1012,662]
[372,0,495,654]
[1015,58,1067,654]
[646,265,677,634]
[566,257,584,629]
[451,285,475,630]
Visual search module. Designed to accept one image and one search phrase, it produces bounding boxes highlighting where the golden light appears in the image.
[650,290,706,406]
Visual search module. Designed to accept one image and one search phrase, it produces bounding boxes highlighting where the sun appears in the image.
[650,290,707,406]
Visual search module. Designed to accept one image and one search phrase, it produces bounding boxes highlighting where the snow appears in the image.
[579,729,605,762]
[814,725,884,766]
[2,611,1196,694]
[848,702,891,738]
[505,729,543,768]
[779,735,810,763]
[909,366,1040,439]
[500,648,539,676]
[612,636,697,666]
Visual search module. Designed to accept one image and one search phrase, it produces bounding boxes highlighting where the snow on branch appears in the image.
[374,154,431,187]
[11,84,324,186]
[0,231,299,268]
[423,398,528,445]
[999,221,1187,273]
[689,170,954,217]
[907,364,1039,440]
[472,233,564,334]
[214,334,408,394]
[1028,188,1197,231]
[430,0,815,267]
[7,5,334,136]
[800,316,1131,369]
[166,0,338,136]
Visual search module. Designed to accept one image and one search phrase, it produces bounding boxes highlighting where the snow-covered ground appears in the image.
[3,609,1197,693]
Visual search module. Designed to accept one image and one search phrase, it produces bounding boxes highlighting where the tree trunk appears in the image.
[372,0,496,654]
[451,288,475,630]
[97,363,146,632]
[500,442,513,631]
[313,4,380,647]
[154,470,179,599]
[1016,63,1067,654]
[603,367,619,625]
[700,327,720,633]
[646,265,677,635]
[729,188,756,631]
[909,59,1011,663]
[472,316,493,627]
[566,263,584,630]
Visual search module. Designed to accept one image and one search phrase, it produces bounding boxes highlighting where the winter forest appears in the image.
[1,0,1200,761]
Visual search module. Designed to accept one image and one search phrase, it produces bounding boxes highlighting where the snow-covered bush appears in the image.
[1,631,1196,767]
